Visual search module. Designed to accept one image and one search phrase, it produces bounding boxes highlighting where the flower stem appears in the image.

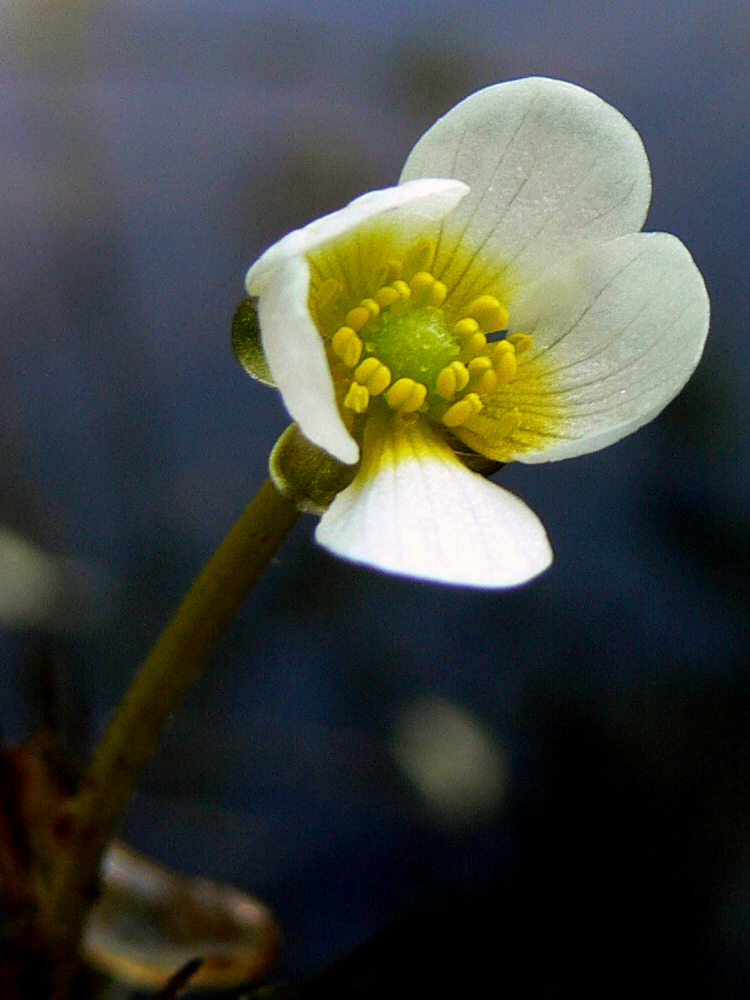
[40,478,300,974]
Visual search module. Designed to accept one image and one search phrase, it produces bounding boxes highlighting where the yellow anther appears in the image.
[346,306,371,331]
[453,317,480,340]
[368,367,391,396]
[435,360,470,400]
[386,378,427,412]
[460,331,488,358]
[428,280,447,307]
[441,393,484,428]
[467,356,493,376]
[409,271,435,296]
[355,356,392,396]
[507,332,533,355]
[497,408,521,437]
[492,341,518,382]
[466,357,496,395]
[332,326,363,368]
[465,295,510,333]
[402,238,436,280]
[475,369,497,395]
[374,285,401,308]
[491,340,514,360]
[391,280,412,300]
[359,298,381,319]
[354,356,381,383]
[344,382,370,414]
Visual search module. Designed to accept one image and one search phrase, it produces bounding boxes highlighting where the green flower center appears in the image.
[307,232,541,461]
[362,304,459,400]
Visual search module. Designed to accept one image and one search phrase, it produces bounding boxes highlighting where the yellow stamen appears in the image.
[492,341,518,382]
[355,356,392,396]
[332,326,363,368]
[409,271,435,296]
[497,408,521,437]
[460,331,488,358]
[346,306,371,331]
[428,280,447,307]
[441,393,484,428]
[359,298,381,319]
[491,340,513,361]
[467,356,493,376]
[465,295,510,333]
[343,382,370,414]
[391,280,411,301]
[435,360,470,400]
[475,369,497,395]
[386,378,427,412]
[507,332,533,355]
[374,285,401,308]
[402,238,436,280]
[467,356,497,395]
[453,317,480,340]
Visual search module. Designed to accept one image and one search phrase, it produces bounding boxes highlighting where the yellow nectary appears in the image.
[307,225,560,463]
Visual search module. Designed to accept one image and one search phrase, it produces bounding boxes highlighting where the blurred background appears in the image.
[0,0,749,995]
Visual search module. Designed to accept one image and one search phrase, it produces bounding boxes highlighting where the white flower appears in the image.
[245,77,709,588]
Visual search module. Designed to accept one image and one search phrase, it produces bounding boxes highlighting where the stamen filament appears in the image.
[402,238,436,280]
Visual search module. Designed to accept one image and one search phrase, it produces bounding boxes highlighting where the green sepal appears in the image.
[442,429,505,478]
[270,424,358,515]
[231,297,276,386]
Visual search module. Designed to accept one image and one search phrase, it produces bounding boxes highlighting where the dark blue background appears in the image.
[1,1,748,995]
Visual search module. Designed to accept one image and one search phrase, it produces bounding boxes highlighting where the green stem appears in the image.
[41,477,299,960]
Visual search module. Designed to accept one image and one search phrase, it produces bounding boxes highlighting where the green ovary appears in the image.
[363,305,459,400]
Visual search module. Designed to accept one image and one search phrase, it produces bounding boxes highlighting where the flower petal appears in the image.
[247,179,469,464]
[316,412,552,588]
[246,178,469,293]
[509,231,710,463]
[258,256,359,464]
[400,78,651,287]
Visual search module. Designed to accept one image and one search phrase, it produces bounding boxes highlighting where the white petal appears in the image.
[400,77,651,281]
[246,178,469,293]
[247,179,469,463]
[316,414,552,588]
[513,232,710,463]
[259,256,359,464]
